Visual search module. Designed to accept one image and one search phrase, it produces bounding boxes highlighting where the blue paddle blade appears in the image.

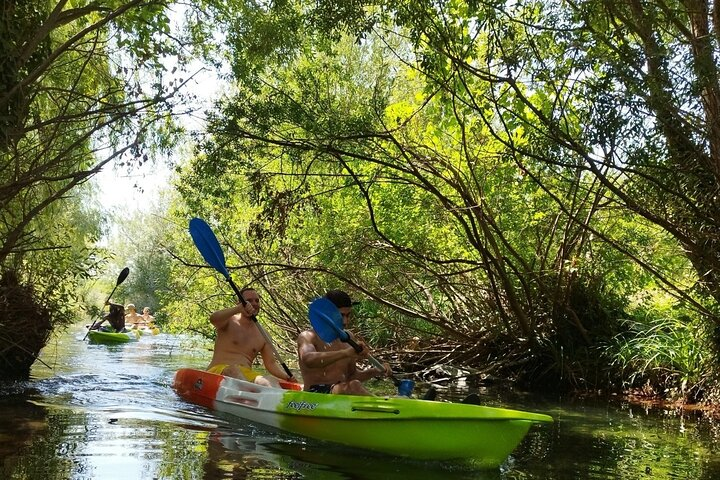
[308,297,393,380]
[308,297,348,343]
[189,218,230,278]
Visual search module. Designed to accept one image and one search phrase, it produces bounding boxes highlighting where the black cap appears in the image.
[325,290,359,308]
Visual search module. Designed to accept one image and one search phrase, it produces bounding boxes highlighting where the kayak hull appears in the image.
[87,329,140,343]
[173,368,552,467]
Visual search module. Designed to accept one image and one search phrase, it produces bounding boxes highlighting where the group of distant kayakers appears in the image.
[207,288,392,396]
[124,304,155,328]
[89,303,156,333]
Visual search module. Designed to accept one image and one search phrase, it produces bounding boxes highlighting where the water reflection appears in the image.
[0,324,718,479]
[204,428,507,480]
[0,390,52,476]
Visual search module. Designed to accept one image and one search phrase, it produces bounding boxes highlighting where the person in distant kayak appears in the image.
[91,302,126,332]
[297,290,391,395]
[124,303,145,327]
[207,287,296,388]
[141,307,155,324]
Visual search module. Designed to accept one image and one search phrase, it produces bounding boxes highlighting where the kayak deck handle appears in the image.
[224,393,260,408]
[351,402,400,414]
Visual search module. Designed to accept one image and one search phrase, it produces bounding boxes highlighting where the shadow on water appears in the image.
[1,324,720,479]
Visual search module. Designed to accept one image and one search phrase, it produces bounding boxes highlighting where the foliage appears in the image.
[160,0,720,398]
[0,0,192,267]
[0,0,705,396]
[0,0,207,378]
[102,203,175,324]
[0,270,52,379]
[604,300,711,402]
[1,185,101,379]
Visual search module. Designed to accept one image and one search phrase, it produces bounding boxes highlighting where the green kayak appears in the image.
[174,368,553,468]
[87,329,140,344]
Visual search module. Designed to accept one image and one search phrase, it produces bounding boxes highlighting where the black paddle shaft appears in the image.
[341,330,400,387]
[226,276,252,315]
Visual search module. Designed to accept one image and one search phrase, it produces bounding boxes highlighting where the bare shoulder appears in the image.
[297,330,318,346]
[215,313,242,331]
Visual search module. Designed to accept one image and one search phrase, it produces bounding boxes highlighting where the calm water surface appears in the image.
[1,323,719,479]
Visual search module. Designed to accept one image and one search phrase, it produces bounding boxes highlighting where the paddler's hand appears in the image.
[238,301,255,316]
[353,340,372,360]
[375,362,392,378]
[343,344,361,359]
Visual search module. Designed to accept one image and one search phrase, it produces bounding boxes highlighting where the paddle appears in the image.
[307,298,479,402]
[83,267,130,340]
[188,217,294,380]
[308,297,414,396]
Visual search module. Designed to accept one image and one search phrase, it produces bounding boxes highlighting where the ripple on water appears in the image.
[4,325,719,479]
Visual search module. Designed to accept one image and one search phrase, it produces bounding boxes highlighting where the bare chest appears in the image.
[220,320,265,352]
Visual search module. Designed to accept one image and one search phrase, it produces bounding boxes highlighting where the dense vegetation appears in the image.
[2,0,719,404]
[0,0,191,377]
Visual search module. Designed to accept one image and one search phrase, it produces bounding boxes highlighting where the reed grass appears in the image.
[605,313,708,400]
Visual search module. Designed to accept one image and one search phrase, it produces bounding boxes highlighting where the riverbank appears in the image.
[622,393,720,418]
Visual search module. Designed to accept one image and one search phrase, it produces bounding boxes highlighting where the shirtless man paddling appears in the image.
[297,290,390,395]
[207,287,295,388]
[125,304,145,327]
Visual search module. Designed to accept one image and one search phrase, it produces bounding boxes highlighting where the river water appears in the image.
[1,324,719,479]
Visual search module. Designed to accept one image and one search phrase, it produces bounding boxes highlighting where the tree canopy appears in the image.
[165,0,720,396]
[0,0,196,378]
[3,0,719,398]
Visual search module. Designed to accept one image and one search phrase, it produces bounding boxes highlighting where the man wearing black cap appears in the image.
[297,290,391,395]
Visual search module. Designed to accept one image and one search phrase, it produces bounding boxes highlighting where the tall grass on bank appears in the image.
[604,315,709,402]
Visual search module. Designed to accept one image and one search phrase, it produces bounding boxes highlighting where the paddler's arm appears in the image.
[297,332,357,368]
[259,343,295,382]
[209,302,252,330]
[348,362,391,382]
[91,318,107,330]
[343,331,391,382]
